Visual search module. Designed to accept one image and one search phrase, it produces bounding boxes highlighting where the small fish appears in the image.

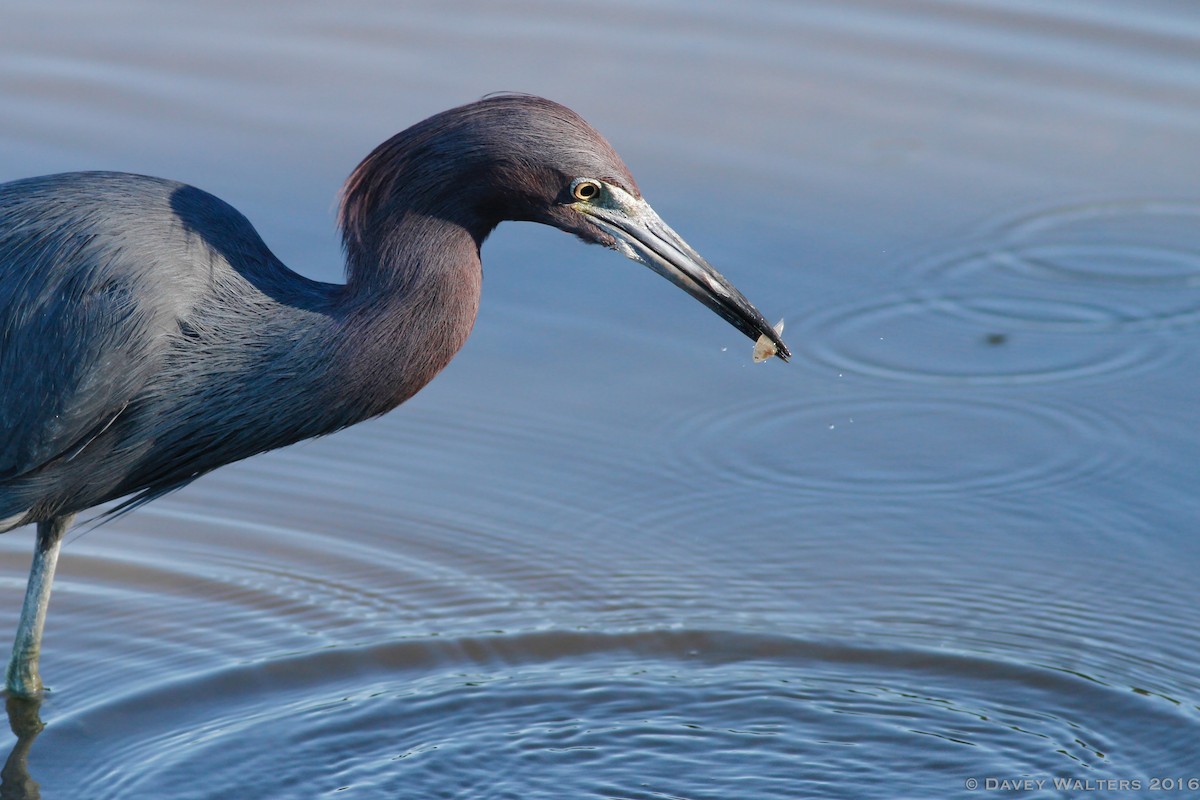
[752,319,785,363]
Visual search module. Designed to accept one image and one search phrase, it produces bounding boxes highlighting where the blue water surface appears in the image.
[1,1,1199,797]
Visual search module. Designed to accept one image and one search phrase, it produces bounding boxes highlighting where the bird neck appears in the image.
[331,211,484,422]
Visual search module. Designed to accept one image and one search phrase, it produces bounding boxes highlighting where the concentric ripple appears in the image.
[800,200,1199,382]
[33,630,1196,799]
[668,394,1136,499]
[909,200,1200,332]
[1003,201,1200,286]
[923,201,1200,284]
[797,292,1170,385]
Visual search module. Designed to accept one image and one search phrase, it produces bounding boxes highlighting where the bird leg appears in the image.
[5,515,74,699]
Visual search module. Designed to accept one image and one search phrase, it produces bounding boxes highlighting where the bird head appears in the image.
[341,94,790,361]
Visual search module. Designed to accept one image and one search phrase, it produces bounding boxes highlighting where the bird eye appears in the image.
[572,179,601,202]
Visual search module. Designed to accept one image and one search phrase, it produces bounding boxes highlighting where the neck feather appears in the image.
[328,211,483,423]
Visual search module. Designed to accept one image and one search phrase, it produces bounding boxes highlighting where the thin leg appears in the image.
[5,515,74,699]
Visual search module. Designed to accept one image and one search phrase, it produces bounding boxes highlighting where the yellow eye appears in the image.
[572,179,601,202]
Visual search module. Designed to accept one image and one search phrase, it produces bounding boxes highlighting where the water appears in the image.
[2,1,1200,797]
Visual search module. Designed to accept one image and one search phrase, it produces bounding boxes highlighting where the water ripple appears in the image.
[40,629,1198,800]
[666,394,1137,499]
[909,199,1200,331]
[1001,201,1200,285]
[797,291,1170,385]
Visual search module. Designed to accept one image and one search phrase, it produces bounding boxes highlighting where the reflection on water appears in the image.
[3,0,1200,797]
[0,699,42,800]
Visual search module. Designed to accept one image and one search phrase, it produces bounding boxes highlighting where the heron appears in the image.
[0,94,790,698]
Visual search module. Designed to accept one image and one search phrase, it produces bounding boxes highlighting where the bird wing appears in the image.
[0,175,183,482]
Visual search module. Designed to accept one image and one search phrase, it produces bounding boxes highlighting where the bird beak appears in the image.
[577,184,791,361]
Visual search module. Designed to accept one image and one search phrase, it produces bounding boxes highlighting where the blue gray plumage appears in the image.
[2,173,345,524]
[0,94,789,696]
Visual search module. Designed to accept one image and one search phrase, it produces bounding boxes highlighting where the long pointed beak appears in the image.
[578,184,790,361]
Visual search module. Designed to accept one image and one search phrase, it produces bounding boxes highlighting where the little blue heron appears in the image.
[0,94,789,698]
